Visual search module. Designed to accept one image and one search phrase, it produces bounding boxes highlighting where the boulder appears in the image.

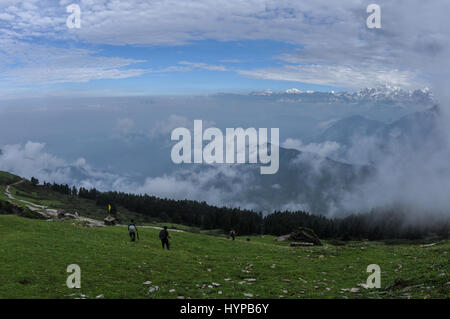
[104,216,119,226]
[289,227,322,246]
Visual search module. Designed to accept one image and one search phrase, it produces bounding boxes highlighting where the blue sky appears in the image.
[45,40,342,95]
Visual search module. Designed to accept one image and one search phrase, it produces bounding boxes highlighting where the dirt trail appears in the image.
[4,179,103,227]
[4,180,184,231]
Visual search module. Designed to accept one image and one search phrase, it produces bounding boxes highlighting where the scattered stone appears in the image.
[245,278,257,282]
[218,291,222,295]
[169,289,176,293]
[212,282,221,287]
[243,293,253,298]
[271,264,276,269]
[350,288,360,293]
[148,286,159,293]
[103,216,119,226]
[95,294,104,299]
[224,278,231,281]
[143,281,152,285]
[177,296,185,299]
[358,283,369,289]
[421,243,436,247]
[318,255,324,259]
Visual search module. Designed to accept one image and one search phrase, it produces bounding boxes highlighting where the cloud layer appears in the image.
[1,0,449,90]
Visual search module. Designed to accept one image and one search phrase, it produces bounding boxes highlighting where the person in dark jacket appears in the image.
[128,219,138,242]
[159,226,170,250]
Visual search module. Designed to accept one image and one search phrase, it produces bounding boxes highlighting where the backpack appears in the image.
[159,230,167,240]
[129,224,136,232]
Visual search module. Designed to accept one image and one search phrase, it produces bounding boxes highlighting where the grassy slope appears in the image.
[3,177,148,223]
[0,171,21,185]
[0,215,448,299]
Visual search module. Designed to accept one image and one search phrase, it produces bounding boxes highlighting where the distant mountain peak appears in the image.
[248,86,434,106]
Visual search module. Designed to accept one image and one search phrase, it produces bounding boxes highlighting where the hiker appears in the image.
[159,226,170,250]
[128,219,138,242]
[229,230,236,240]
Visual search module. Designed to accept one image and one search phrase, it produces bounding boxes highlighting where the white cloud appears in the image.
[0,41,148,84]
[1,0,448,90]
[179,61,228,72]
[0,141,123,189]
[239,64,425,90]
[282,138,340,157]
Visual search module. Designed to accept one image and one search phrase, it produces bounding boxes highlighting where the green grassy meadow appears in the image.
[0,171,448,299]
[0,214,448,299]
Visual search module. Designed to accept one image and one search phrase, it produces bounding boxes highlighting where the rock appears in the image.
[358,283,369,289]
[177,296,185,299]
[95,294,104,299]
[289,227,322,246]
[350,288,359,293]
[57,209,65,219]
[218,291,222,295]
[212,282,221,287]
[275,234,291,242]
[245,278,257,282]
[243,293,253,297]
[290,242,314,247]
[169,289,176,293]
[104,216,119,226]
[143,281,152,285]
[148,286,159,293]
